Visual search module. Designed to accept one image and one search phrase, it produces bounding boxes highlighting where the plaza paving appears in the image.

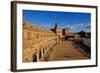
[48,40,89,61]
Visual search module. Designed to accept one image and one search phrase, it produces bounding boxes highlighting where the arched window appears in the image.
[33,53,37,62]
[27,32,31,40]
[39,50,41,59]
[43,48,45,54]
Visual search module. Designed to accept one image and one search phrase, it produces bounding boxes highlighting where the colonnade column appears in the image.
[36,50,40,62]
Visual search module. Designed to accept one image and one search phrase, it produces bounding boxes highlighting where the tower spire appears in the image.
[55,22,58,29]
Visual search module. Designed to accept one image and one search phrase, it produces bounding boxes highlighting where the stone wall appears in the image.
[23,21,58,62]
[82,38,91,48]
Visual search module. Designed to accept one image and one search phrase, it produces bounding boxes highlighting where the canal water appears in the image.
[75,42,91,56]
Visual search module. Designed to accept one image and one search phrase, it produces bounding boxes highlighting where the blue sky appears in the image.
[23,10,91,32]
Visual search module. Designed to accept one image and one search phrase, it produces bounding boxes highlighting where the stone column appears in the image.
[41,48,44,61]
[41,48,43,56]
[36,50,40,62]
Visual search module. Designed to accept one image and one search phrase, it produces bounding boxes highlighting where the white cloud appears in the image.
[66,23,91,32]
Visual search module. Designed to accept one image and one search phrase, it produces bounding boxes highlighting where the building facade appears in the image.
[23,22,69,62]
[23,22,58,62]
